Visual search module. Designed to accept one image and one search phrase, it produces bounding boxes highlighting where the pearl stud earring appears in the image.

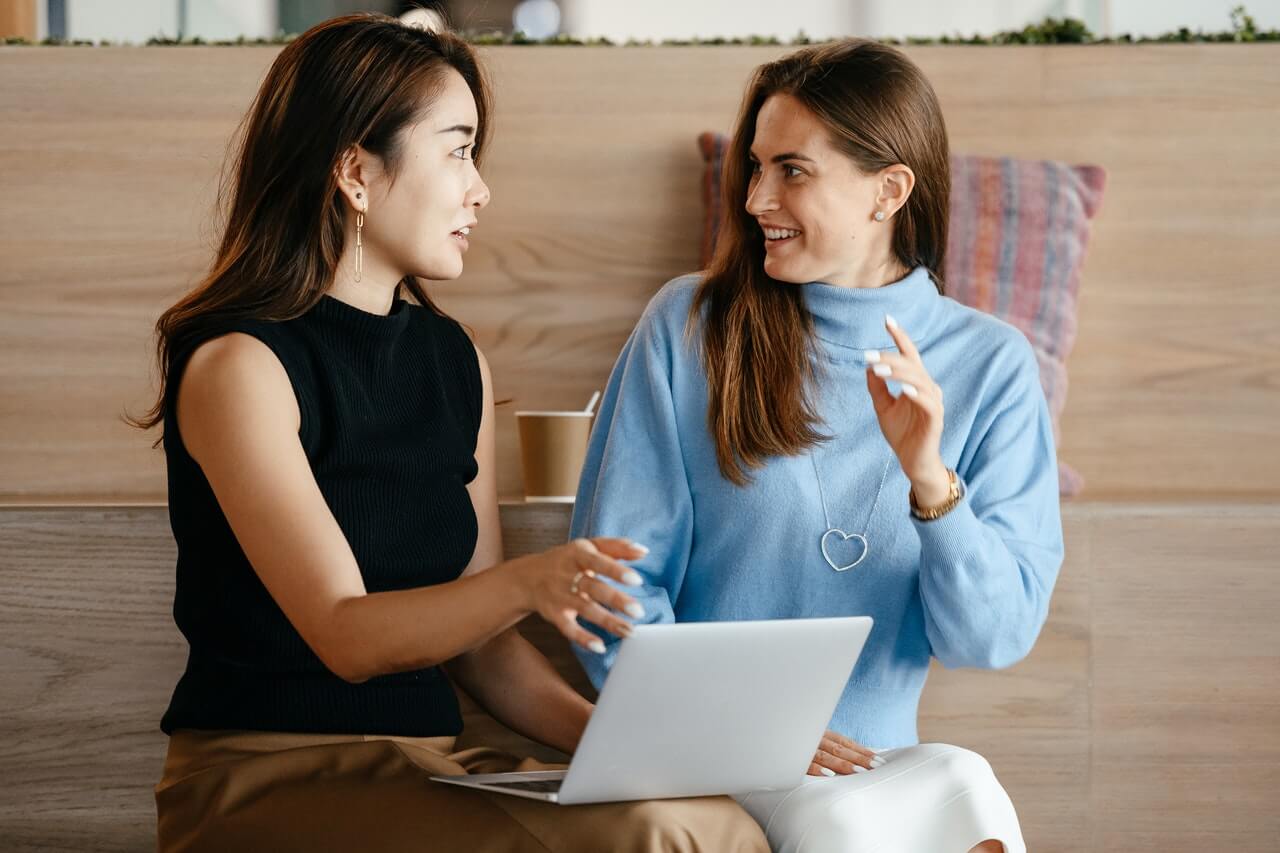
[874,211,886,222]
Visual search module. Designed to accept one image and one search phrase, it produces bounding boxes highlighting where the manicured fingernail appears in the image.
[901,383,919,398]
[873,364,892,378]
[624,602,645,619]
[819,766,836,777]
[885,313,898,330]
[588,639,606,654]
[871,756,885,767]
[630,542,650,555]
[623,571,643,587]
[852,765,869,773]
[863,350,881,363]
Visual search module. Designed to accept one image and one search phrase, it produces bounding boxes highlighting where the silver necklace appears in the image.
[811,451,893,572]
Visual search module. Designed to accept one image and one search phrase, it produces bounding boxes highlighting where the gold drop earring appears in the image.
[354,191,365,283]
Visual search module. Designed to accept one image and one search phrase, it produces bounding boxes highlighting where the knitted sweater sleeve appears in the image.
[568,288,693,689]
[913,336,1065,669]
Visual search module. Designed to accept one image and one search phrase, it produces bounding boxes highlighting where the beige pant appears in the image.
[155,729,768,853]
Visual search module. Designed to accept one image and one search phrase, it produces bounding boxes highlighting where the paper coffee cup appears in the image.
[516,410,595,502]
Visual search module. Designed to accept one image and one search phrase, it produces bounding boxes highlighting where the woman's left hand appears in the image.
[807,729,882,776]
[864,315,950,505]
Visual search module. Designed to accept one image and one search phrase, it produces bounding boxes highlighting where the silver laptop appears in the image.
[430,616,872,805]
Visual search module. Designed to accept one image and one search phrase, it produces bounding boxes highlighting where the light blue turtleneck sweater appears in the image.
[570,267,1064,748]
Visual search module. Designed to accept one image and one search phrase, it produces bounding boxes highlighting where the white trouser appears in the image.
[734,743,1025,853]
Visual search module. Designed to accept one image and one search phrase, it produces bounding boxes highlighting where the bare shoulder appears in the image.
[176,332,301,464]
[471,339,492,384]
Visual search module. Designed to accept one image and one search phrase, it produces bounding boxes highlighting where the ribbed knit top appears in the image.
[159,293,482,736]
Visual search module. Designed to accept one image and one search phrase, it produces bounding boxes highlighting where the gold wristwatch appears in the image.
[909,468,964,521]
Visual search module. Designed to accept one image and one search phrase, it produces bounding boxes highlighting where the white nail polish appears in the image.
[624,602,645,619]
[623,571,643,587]
[873,364,892,378]
[819,766,836,777]
[871,756,885,767]
[902,383,919,398]
[629,541,650,555]
[588,639,606,654]
[863,350,881,364]
[885,313,899,330]
[852,765,869,773]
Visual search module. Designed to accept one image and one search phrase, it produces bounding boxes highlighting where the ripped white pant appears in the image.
[734,743,1025,853]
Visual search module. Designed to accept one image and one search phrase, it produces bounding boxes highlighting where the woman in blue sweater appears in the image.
[572,40,1063,853]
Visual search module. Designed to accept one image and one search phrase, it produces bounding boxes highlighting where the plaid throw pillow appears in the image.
[697,132,1106,497]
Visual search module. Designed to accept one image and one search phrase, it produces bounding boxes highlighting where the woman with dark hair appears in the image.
[573,40,1063,851]
[132,13,767,851]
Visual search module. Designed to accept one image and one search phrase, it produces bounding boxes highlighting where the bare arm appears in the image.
[443,344,595,754]
[177,333,643,684]
[447,629,594,754]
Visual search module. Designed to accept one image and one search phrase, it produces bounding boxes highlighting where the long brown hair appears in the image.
[127,13,490,439]
[692,39,950,485]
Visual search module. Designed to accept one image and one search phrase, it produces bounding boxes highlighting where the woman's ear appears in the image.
[877,164,916,218]
[334,144,371,212]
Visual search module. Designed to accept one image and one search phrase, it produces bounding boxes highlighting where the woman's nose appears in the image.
[470,176,491,210]
[745,177,777,215]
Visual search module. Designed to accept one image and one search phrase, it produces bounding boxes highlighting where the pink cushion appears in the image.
[697,132,1106,497]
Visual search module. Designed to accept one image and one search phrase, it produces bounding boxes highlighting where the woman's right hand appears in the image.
[513,538,648,653]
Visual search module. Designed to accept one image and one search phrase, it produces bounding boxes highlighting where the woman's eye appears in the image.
[749,161,761,174]
[452,146,472,160]
[783,164,803,178]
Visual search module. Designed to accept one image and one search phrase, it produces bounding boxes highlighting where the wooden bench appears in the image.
[3,501,1276,851]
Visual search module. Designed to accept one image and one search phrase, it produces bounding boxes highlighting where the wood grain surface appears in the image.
[1,45,1277,501]
[1,502,1276,851]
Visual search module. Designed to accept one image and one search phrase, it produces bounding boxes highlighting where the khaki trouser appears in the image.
[155,730,768,853]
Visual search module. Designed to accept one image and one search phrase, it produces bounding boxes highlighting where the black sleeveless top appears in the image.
[159,294,482,736]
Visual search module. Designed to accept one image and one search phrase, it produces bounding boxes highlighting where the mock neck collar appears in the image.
[311,292,411,341]
[802,266,941,359]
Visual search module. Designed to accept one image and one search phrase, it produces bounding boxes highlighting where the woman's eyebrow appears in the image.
[749,148,816,163]
[436,124,475,137]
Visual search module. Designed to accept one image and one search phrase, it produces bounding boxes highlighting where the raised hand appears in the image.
[864,314,951,508]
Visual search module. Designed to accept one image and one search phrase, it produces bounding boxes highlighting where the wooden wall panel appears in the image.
[917,509,1092,851]
[1,45,1277,501]
[1087,505,1280,850]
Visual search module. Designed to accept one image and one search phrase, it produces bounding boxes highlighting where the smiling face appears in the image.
[360,67,490,281]
[746,93,899,288]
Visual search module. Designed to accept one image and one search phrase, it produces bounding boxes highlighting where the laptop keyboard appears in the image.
[488,779,564,793]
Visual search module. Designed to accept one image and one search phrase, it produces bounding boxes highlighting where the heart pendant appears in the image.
[821,528,868,572]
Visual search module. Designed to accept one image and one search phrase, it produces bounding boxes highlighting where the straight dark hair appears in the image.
[127,13,490,440]
[692,39,951,485]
